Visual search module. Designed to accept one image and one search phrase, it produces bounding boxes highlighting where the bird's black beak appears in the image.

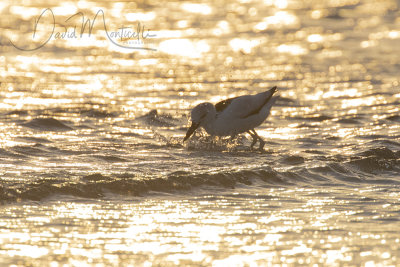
[183,121,200,142]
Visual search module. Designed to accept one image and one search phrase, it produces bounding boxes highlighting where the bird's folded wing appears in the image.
[215,86,277,119]
[215,97,238,113]
[224,92,274,119]
[240,90,275,118]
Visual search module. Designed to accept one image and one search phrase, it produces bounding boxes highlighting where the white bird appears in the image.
[183,86,278,150]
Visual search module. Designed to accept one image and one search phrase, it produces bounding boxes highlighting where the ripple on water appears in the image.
[22,118,73,131]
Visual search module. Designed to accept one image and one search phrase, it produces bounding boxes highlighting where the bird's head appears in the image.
[183,102,214,142]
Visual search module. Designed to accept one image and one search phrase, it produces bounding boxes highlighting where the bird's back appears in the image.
[221,88,276,119]
[212,88,278,135]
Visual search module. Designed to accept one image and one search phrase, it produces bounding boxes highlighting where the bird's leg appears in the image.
[247,130,257,149]
[250,129,265,151]
[210,135,215,149]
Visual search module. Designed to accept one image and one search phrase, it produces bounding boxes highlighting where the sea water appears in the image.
[0,0,400,266]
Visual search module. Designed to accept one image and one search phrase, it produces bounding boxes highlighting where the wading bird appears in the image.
[184,86,278,150]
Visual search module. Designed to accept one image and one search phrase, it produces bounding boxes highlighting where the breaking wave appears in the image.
[1,147,399,204]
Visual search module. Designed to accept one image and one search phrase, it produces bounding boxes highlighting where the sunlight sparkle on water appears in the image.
[229,38,262,54]
[1,245,49,258]
[51,3,78,16]
[213,21,231,35]
[9,6,42,19]
[181,3,212,15]
[126,12,156,22]
[254,11,298,31]
[155,30,183,39]
[277,44,308,55]
[341,95,385,109]
[4,97,73,108]
[307,34,324,43]
[159,39,210,58]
